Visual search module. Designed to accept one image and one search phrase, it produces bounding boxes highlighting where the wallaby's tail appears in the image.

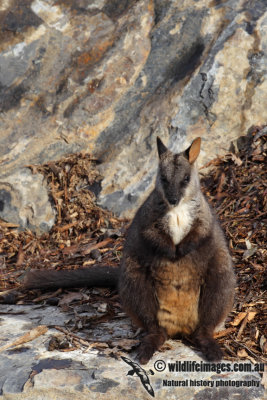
[23,266,119,290]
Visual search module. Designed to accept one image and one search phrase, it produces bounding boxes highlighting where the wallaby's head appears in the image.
[156,137,201,207]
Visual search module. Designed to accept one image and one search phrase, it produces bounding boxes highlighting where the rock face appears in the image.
[0,0,267,230]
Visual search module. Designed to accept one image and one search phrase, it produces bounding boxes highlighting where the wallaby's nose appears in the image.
[168,197,177,205]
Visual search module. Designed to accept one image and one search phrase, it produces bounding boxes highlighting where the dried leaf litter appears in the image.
[0,129,266,362]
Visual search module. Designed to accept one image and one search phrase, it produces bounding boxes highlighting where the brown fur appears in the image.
[119,137,235,364]
[155,258,201,337]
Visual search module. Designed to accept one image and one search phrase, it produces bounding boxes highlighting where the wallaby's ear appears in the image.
[157,137,168,157]
[185,137,201,164]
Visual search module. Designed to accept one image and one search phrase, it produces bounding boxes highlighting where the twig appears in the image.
[223,343,237,357]
[214,327,236,338]
[232,339,263,360]
[54,326,94,347]
[236,313,249,340]
[82,238,113,255]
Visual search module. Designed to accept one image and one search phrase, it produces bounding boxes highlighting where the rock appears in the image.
[0,0,267,229]
[0,168,55,233]
[90,249,102,261]
[0,304,265,400]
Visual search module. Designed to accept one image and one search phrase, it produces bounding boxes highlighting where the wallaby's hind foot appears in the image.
[137,332,166,365]
[193,332,223,362]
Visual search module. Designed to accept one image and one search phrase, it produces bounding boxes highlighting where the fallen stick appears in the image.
[0,325,48,353]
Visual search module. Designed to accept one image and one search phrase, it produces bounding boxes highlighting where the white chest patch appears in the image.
[166,201,195,245]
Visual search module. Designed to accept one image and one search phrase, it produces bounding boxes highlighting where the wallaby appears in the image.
[20,136,235,364]
[119,136,235,364]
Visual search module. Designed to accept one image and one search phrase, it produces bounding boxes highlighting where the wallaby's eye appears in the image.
[183,174,190,184]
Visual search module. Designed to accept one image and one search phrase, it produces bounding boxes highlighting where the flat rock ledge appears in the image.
[0,304,265,400]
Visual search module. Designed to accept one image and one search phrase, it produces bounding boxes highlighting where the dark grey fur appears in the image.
[119,137,235,364]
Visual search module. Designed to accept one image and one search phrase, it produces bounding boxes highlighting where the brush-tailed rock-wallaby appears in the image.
[20,136,235,364]
[119,137,235,364]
